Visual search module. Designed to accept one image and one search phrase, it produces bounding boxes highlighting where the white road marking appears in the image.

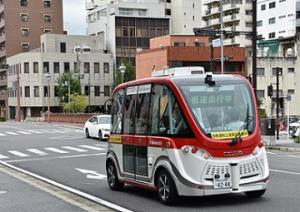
[78,145,105,151]
[27,130,43,134]
[75,168,107,180]
[267,152,276,155]
[17,131,32,135]
[27,149,48,156]
[62,146,87,152]
[45,148,69,154]
[0,190,7,195]
[5,132,18,135]
[287,155,300,159]
[0,154,9,159]
[270,169,300,175]
[0,161,133,212]
[0,133,6,136]
[52,130,68,133]
[8,151,29,157]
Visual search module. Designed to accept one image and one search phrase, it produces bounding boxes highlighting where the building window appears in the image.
[257,20,262,27]
[24,62,29,73]
[54,86,59,97]
[174,42,186,47]
[269,32,275,39]
[256,90,265,98]
[60,42,66,53]
[272,67,282,76]
[165,9,171,15]
[261,4,266,10]
[95,86,100,96]
[20,0,28,6]
[44,86,49,97]
[84,63,90,73]
[84,86,89,96]
[269,17,275,24]
[25,86,30,97]
[43,62,49,73]
[104,86,110,96]
[44,29,52,33]
[34,86,39,97]
[288,68,295,73]
[64,62,70,73]
[104,63,109,73]
[74,62,78,72]
[21,43,29,51]
[54,62,60,73]
[94,63,100,73]
[43,14,51,23]
[44,0,51,8]
[33,62,39,73]
[288,89,295,94]
[257,68,265,76]
[269,2,276,9]
[20,13,28,22]
[21,28,29,36]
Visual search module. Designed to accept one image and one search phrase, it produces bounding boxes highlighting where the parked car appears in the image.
[84,115,111,140]
[289,121,300,138]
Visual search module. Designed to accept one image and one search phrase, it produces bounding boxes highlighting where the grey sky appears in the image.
[63,0,86,35]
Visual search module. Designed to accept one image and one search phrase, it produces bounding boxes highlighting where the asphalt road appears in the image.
[1,122,300,212]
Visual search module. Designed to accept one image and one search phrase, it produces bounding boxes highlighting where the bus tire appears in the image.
[245,189,266,198]
[85,128,90,138]
[106,160,124,190]
[157,169,178,205]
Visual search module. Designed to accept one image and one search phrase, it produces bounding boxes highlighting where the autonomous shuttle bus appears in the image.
[106,67,269,204]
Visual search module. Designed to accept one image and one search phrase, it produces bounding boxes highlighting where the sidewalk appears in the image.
[263,132,300,152]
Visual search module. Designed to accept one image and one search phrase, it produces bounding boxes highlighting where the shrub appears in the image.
[0,117,6,122]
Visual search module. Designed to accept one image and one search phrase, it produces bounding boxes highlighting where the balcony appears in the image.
[0,18,4,28]
[0,92,7,100]
[0,78,6,87]
[0,48,5,58]
[204,0,220,6]
[0,4,3,13]
[223,14,240,24]
[0,33,4,43]
[210,17,221,26]
[223,3,239,12]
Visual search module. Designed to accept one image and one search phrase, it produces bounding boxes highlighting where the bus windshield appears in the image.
[179,82,255,139]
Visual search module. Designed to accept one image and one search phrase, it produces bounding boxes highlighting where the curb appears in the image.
[265,145,300,152]
[27,121,84,130]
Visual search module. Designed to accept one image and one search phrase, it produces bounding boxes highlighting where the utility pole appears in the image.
[276,67,280,140]
[252,0,257,96]
[210,38,214,73]
[16,64,20,122]
[220,0,224,74]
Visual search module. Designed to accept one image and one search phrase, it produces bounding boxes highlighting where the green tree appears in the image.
[56,72,80,105]
[115,62,136,86]
[257,98,267,118]
[63,94,87,113]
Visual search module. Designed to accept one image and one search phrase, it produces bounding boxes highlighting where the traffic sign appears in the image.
[212,38,221,47]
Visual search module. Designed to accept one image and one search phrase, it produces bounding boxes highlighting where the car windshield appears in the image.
[99,116,111,124]
[179,81,255,139]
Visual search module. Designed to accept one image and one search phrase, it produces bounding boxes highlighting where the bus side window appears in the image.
[123,92,136,135]
[135,89,151,135]
[111,89,124,134]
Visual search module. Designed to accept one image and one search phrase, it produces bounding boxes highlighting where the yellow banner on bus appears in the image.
[211,130,249,140]
[109,135,122,143]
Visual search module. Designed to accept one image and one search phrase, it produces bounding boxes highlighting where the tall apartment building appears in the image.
[202,0,253,47]
[86,0,170,66]
[7,34,114,119]
[257,0,296,40]
[0,64,8,117]
[296,0,300,33]
[0,0,64,64]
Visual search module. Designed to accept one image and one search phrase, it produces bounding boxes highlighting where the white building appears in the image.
[7,34,114,119]
[202,0,253,47]
[257,0,296,40]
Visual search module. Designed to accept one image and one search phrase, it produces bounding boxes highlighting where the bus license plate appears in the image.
[213,178,232,189]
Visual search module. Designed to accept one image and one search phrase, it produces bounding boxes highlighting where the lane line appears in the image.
[270,169,300,175]
[0,133,6,136]
[8,151,29,157]
[0,161,133,212]
[5,132,18,135]
[45,148,69,154]
[0,154,9,159]
[27,149,48,156]
[267,152,276,155]
[52,130,68,134]
[62,146,88,153]
[27,130,44,134]
[78,145,105,151]
[17,131,32,135]
[287,155,300,159]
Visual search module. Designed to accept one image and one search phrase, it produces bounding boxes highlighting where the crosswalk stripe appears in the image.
[5,132,18,135]
[62,146,87,152]
[74,129,83,132]
[27,149,48,156]
[78,145,105,151]
[0,133,6,136]
[45,148,69,154]
[17,131,32,135]
[8,151,29,157]
[52,130,68,133]
[0,154,9,159]
[27,130,43,134]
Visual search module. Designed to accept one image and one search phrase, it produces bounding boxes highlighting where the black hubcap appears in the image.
[107,164,116,186]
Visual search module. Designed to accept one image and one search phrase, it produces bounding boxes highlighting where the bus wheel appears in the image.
[245,189,266,198]
[98,130,103,141]
[85,128,90,138]
[106,160,124,190]
[157,169,178,205]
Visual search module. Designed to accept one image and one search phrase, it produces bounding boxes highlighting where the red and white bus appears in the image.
[106,67,269,204]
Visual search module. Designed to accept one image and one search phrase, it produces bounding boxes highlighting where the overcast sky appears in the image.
[63,0,86,35]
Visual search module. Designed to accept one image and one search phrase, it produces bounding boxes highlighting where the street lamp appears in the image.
[45,73,51,123]
[119,63,126,83]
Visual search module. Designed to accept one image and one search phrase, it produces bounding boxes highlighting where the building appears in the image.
[202,0,253,47]
[86,0,170,66]
[250,36,299,117]
[7,34,114,120]
[0,0,64,63]
[257,0,296,40]
[0,64,8,118]
[296,0,300,33]
[136,35,247,79]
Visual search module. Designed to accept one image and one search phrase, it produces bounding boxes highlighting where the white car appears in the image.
[84,115,111,140]
[289,121,300,138]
